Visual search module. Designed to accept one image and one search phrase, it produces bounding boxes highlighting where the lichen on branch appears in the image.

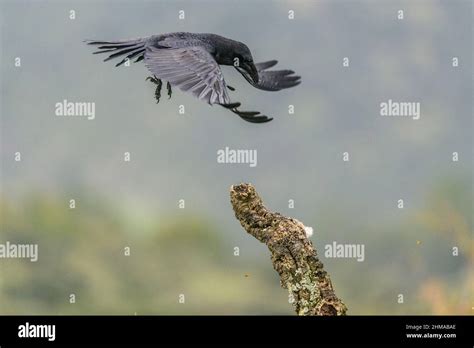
[230,183,347,316]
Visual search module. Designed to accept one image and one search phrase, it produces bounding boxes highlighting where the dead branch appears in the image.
[230,183,347,316]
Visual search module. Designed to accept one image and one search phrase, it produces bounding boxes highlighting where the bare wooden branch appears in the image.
[230,183,347,316]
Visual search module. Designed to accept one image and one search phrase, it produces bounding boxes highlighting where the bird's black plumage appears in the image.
[85,32,301,123]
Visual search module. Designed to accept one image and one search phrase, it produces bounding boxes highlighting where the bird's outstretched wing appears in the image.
[144,46,231,105]
[144,46,272,123]
[85,38,148,66]
[237,60,301,91]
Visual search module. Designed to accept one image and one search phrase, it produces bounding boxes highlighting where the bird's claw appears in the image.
[146,75,160,84]
[146,75,162,103]
[166,81,172,99]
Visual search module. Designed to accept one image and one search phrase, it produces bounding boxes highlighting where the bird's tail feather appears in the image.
[85,38,147,67]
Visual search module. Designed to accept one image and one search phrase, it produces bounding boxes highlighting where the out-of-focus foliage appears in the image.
[0,194,291,314]
[0,177,471,314]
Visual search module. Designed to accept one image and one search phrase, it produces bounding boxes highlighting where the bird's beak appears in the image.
[245,62,259,84]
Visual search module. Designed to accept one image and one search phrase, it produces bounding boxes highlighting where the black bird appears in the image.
[85,32,301,123]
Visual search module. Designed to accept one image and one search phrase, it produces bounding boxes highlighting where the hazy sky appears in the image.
[1,0,472,241]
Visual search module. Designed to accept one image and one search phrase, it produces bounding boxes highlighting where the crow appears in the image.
[85,32,301,123]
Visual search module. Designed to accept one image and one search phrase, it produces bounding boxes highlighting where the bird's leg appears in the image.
[146,75,162,103]
[166,81,172,99]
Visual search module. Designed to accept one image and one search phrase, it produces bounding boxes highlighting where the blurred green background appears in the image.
[0,0,472,314]
[0,175,472,314]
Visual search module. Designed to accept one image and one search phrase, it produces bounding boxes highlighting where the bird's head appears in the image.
[234,43,259,84]
[212,35,259,84]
